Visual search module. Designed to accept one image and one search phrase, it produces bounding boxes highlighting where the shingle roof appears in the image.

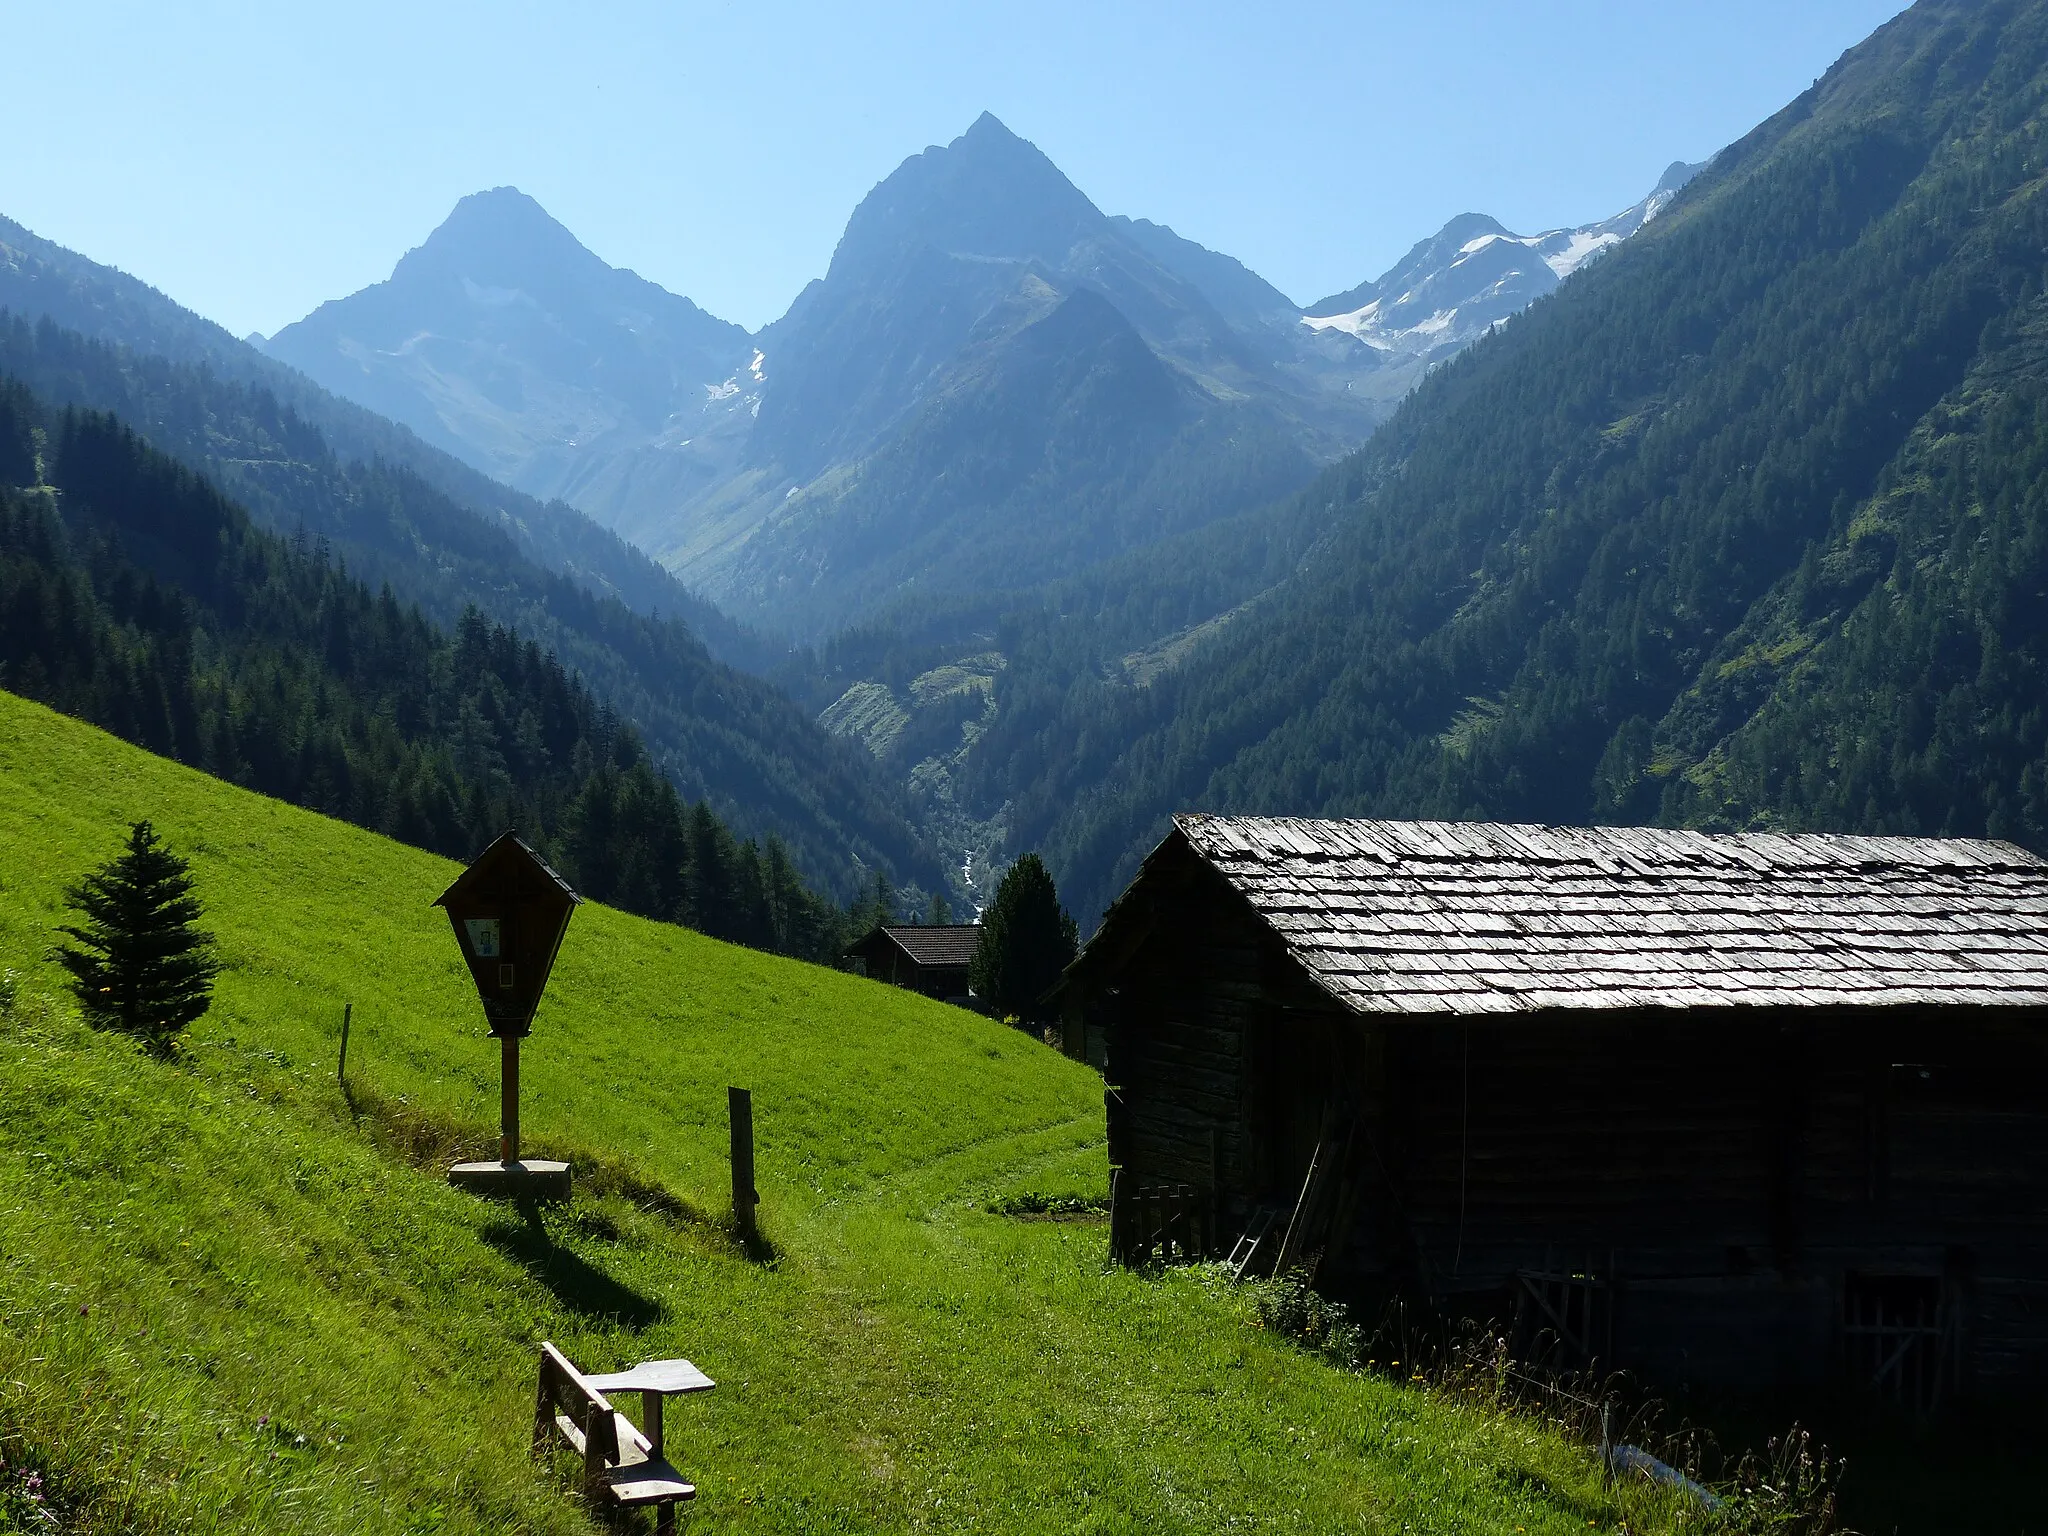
[876,925,981,968]
[1175,815,2048,1014]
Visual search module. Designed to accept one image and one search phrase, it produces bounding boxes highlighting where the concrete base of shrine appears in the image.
[447,1159,571,1203]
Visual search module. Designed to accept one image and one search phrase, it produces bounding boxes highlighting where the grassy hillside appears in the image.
[0,688,1672,1535]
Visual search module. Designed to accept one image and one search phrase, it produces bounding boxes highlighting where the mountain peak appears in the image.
[962,110,1019,142]
[1655,159,1702,195]
[828,113,1104,278]
[396,186,593,287]
[448,184,547,218]
[1437,212,1511,244]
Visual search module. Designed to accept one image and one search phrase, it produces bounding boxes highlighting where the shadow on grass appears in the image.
[339,1076,706,1224]
[338,1075,780,1268]
[725,1211,781,1268]
[481,1207,666,1330]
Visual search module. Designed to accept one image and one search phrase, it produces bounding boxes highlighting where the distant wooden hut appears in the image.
[844,924,981,1005]
[1057,814,2048,1406]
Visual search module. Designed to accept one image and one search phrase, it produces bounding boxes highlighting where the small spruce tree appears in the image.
[969,853,1078,1027]
[55,821,221,1053]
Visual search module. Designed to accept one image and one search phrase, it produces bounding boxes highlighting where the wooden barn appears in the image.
[843,923,981,1004]
[1057,815,2048,1406]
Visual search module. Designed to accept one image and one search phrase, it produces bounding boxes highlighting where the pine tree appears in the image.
[55,820,221,1052]
[929,892,954,925]
[872,869,897,927]
[969,853,1077,1027]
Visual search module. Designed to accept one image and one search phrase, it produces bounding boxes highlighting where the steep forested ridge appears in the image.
[982,0,2048,924]
[0,381,854,956]
[0,314,944,902]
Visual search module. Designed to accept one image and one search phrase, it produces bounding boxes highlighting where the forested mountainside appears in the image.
[0,314,944,903]
[0,209,768,669]
[959,0,2048,925]
[0,380,851,956]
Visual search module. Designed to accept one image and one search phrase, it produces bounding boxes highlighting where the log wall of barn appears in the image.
[1330,1005,2048,1392]
[1101,856,1338,1213]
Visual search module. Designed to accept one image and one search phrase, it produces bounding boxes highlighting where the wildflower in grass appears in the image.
[54,820,220,1054]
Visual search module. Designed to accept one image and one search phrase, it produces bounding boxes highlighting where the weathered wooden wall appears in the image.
[1096,849,1332,1214]
[1318,1005,2048,1394]
[1098,910,2048,1396]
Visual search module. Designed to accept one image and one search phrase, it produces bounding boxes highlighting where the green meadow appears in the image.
[0,688,1687,1534]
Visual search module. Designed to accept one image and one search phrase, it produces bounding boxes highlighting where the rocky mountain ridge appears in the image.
[1302,160,1702,361]
[262,119,1692,636]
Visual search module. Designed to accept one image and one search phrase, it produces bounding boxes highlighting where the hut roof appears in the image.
[1149,815,2048,1014]
[852,924,982,968]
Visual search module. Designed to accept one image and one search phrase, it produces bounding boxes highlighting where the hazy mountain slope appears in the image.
[263,186,753,501]
[0,210,768,668]
[264,117,1399,635]
[1107,215,1302,329]
[259,115,1696,641]
[985,0,2048,924]
[0,313,943,899]
[671,116,1384,631]
[737,116,1299,475]
[748,114,1376,462]
[720,284,1319,630]
[687,129,1697,635]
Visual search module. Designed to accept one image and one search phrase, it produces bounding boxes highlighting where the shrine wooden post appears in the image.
[433,832,582,1201]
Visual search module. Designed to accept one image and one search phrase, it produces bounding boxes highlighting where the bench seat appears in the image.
[603,1458,697,1507]
[534,1342,701,1526]
[549,1410,695,1506]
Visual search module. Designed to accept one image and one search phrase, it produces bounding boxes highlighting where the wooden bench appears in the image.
[531,1342,713,1532]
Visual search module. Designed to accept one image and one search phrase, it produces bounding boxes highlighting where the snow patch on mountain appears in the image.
[1539,229,1623,278]
[1302,161,1702,363]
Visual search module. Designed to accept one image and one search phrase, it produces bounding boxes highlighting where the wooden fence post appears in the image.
[337,1001,352,1085]
[729,1086,757,1239]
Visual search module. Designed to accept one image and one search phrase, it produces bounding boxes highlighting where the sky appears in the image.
[4,1,1910,338]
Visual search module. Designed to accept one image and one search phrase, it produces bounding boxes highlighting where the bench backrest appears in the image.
[533,1341,622,1491]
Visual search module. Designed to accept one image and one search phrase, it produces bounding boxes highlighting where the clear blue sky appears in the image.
[4,1,1909,337]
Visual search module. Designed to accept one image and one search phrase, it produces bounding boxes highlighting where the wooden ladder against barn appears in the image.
[1227,1204,1282,1279]
[1269,1111,1360,1282]
[1511,1248,1615,1370]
